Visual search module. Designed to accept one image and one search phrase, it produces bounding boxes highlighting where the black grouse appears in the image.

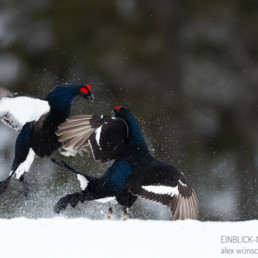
[53,106,199,220]
[0,84,94,195]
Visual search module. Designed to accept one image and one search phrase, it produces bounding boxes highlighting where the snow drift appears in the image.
[1,218,257,258]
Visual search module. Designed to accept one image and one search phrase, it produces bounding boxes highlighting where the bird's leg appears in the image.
[122,207,129,220]
[106,199,116,219]
[106,206,113,219]
[19,175,31,200]
[0,141,32,196]
[1,124,34,197]
[0,176,12,195]
[11,147,34,199]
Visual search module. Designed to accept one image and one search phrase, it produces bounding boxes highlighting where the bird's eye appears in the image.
[86,84,91,92]
[80,88,88,95]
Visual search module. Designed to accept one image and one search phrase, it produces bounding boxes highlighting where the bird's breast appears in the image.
[101,159,133,192]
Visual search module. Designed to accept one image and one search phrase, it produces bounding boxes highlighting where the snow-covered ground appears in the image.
[1,219,258,258]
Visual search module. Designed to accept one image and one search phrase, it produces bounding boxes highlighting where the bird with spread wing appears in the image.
[0,85,94,196]
[53,106,199,220]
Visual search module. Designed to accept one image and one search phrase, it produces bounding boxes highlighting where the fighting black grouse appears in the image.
[53,106,199,220]
[0,84,94,195]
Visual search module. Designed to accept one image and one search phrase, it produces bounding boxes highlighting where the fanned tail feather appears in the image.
[170,189,199,220]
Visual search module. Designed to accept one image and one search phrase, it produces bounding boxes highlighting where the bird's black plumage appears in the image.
[0,84,94,195]
[54,106,199,220]
[56,115,129,161]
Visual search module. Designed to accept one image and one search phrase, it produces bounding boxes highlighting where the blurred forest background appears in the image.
[0,0,257,221]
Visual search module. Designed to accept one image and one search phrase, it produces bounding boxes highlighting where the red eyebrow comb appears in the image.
[86,84,91,92]
[80,88,88,94]
[115,106,121,111]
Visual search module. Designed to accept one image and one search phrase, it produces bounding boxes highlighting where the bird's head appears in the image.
[79,84,94,101]
[113,105,148,151]
[113,106,130,118]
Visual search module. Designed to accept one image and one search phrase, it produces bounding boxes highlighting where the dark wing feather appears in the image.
[56,115,129,161]
[127,158,199,220]
[88,119,129,161]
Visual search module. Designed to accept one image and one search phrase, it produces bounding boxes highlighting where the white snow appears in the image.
[0,219,257,258]
[142,185,179,196]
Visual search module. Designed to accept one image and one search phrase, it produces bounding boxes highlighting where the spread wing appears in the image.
[0,96,50,132]
[127,159,199,220]
[56,115,129,161]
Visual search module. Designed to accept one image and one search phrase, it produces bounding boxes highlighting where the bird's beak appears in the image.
[87,93,94,102]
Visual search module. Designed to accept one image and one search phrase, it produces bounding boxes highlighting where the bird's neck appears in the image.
[120,113,149,153]
[46,86,80,117]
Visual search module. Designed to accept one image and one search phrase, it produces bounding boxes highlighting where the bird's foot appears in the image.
[54,192,84,214]
[106,206,113,219]
[19,175,31,200]
[0,176,11,195]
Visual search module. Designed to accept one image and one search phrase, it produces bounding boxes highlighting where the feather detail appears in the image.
[56,124,92,137]
[66,115,93,122]
[57,120,91,130]
[170,189,199,220]
[56,115,128,162]
[58,128,89,142]
[127,160,199,220]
